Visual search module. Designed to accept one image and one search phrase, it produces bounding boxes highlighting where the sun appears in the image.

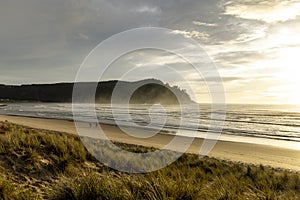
[276,48,300,104]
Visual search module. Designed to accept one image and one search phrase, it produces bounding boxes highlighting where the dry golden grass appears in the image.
[0,121,299,200]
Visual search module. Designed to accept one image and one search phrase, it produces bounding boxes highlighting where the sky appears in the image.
[1,0,300,104]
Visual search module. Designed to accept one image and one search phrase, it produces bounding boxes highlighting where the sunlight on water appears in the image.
[1,103,300,150]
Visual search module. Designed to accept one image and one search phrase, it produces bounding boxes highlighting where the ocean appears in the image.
[1,103,300,150]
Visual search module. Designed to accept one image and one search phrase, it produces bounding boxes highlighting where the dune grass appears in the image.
[0,121,299,199]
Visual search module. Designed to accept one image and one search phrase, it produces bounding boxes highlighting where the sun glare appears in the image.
[276,48,300,104]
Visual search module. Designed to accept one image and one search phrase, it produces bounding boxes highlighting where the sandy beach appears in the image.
[1,114,299,171]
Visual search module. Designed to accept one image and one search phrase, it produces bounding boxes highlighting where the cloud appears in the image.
[192,21,218,27]
[190,76,242,83]
[0,0,161,84]
[133,6,161,14]
[171,30,209,40]
[213,50,275,65]
[223,0,300,23]
[77,33,89,40]
[1,0,299,103]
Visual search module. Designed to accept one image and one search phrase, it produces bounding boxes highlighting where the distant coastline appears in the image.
[0,79,193,104]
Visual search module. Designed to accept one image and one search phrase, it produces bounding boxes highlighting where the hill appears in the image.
[0,79,193,104]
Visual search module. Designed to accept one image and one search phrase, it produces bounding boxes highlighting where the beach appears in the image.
[0,114,300,171]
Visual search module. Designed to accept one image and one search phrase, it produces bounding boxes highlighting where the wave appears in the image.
[1,103,300,143]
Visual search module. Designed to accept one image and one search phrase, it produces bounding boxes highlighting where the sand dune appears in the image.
[0,114,299,171]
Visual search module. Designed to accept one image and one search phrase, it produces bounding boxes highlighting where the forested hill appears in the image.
[0,79,193,104]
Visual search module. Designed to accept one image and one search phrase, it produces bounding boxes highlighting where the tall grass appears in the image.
[0,176,34,200]
[0,121,299,199]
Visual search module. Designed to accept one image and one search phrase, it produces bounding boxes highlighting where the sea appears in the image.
[1,103,300,150]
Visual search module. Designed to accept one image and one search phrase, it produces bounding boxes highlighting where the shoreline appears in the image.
[3,113,300,149]
[0,114,300,171]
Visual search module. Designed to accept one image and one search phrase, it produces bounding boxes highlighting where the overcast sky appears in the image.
[1,0,300,104]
